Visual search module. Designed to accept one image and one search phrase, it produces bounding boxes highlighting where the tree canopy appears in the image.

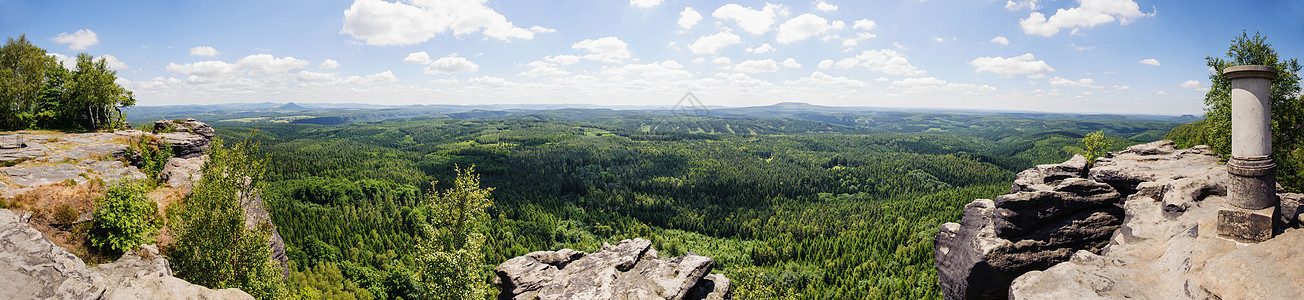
[0,34,135,131]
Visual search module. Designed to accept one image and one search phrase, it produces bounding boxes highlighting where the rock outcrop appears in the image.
[0,209,253,299]
[153,119,214,159]
[494,238,731,300]
[936,140,1304,299]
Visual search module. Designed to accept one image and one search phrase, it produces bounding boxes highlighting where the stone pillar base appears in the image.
[1217,204,1276,243]
[1227,155,1276,210]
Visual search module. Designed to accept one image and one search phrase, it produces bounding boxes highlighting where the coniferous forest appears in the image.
[208,112,1172,299]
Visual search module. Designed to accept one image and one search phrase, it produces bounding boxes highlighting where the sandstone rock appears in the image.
[1011,154,1088,193]
[0,209,252,299]
[494,238,731,300]
[154,119,216,139]
[241,191,289,279]
[1121,140,1176,156]
[160,156,208,190]
[3,164,86,187]
[1198,229,1304,300]
[158,132,211,159]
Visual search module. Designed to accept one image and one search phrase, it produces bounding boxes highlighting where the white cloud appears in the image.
[545,55,582,66]
[297,71,337,82]
[777,14,834,44]
[430,78,460,85]
[1048,76,1101,88]
[468,75,511,87]
[600,60,692,81]
[51,29,99,51]
[404,52,433,64]
[236,54,310,75]
[320,59,340,69]
[853,19,876,31]
[1138,58,1160,66]
[734,59,779,73]
[692,57,707,64]
[712,57,732,64]
[100,55,128,70]
[166,61,238,78]
[425,54,479,74]
[1179,80,1201,89]
[818,59,834,69]
[712,3,788,35]
[1114,85,1130,90]
[340,0,552,46]
[1005,0,1040,11]
[893,77,947,86]
[630,0,662,8]
[781,58,801,68]
[47,53,77,69]
[933,37,945,42]
[990,36,1010,45]
[816,1,837,12]
[573,37,632,62]
[689,31,742,54]
[833,49,926,76]
[519,63,570,77]
[189,46,220,57]
[1155,90,1168,95]
[787,71,867,88]
[1020,0,1153,37]
[679,7,703,29]
[968,53,1054,76]
[747,43,776,54]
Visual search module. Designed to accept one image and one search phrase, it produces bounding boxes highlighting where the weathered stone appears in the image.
[1216,205,1275,243]
[159,156,207,190]
[1121,139,1176,155]
[1198,229,1304,300]
[3,164,86,187]
[158,132,211,159]
[1280,193,1304,228]
[154,119,216,139]
[1011,154,1088,193]
[241,191,289,279]
[1160,176,1227,217]
[494,238,730,300]
[0,209,252,299]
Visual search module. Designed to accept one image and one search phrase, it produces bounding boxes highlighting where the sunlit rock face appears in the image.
[936,140,1304,299]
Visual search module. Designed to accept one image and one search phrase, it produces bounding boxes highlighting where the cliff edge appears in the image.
[934,140,1304,299]
[494,238,732,300]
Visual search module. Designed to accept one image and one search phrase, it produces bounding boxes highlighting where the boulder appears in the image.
[154,119,216,139]
[1010,154,1088,193]
[157,132,210,159]
[0,209,252,299]
[494,238,731,300]
[159,156,208,190]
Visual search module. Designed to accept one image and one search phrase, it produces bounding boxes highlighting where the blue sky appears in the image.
[3,0,1302,115]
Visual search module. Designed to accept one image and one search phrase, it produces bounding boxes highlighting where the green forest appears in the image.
[208,113,1170,299]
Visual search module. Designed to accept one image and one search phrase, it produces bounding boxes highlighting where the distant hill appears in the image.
[276,102,307,110]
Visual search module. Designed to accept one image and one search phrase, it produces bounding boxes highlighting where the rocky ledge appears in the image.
[494,238,731,300]
[0,208,252,299]
[935,140,1304,299]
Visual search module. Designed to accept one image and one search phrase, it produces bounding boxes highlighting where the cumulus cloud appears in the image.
[340,0,552,46]
[746,43,776,54]
[600,60,693,81]
[100,55,128,70]
[545,55,582,66]
[833,49,926,76]
[777,14,834,44]
[573,37,631,62]
[689,31,742,54]
[1020,0,1153,37]
[781,58,801,69]
[816,1,837,12]
[630,0,662,8]
[404,52,433,64]
[424,54,479,74]
[853,19,876,31]
[1048,76,1101,88]
[236,54,310,75]
[712,57,732,64]
[893,77,947,86]
[968,53,1054,76]
[733,59,780,73]
[818,59,833,69]
[712,3,788,35]
[51,29,99,51]
[519,62,570,77]
[1138,58,1160,66]
[679,7,703,29]
[190,46,220,57]
[47,53,77,70]
[1005,0,1040,11]
[166,61,238,78]
[320,59,340,69]
[787,71,867,88]
[990,36,1010,45]
[1178,80,1201,89]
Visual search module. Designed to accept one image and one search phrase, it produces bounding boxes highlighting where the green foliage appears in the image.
[125,134,174,179]
[54,203,78,224]
[1171,31,1304,192]
[0,34,135,131]
[90,181,160,255]
[164,136,287,299]
[1081,130,1113,165]
[416,166,494,300]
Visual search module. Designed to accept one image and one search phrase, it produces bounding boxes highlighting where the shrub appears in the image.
[124,134,173,179]
[89,181,160,255]
[54,203,78,224]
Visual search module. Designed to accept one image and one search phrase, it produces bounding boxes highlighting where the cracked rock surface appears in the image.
[494,238,731,300]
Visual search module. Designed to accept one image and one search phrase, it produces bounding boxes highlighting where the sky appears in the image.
[2,0,1302,115]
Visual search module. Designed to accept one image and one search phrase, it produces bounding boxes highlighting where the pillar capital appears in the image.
[1224,65,1277,79]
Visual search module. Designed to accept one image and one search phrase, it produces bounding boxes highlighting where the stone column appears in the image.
[1217,65,1278,243]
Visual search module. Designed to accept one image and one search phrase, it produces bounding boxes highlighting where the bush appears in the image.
[89,181,160,255]
[125,134,173,179]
